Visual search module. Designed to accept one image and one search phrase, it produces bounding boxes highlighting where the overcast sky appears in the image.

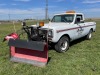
[0,0,100,20]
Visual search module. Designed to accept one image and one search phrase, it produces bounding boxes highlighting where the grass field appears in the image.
[0,20,100,75]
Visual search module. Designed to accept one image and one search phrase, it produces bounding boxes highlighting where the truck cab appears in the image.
[51,11,85,24]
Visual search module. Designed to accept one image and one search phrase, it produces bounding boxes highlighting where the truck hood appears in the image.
[31,22,72,30]
[43,22,71,30]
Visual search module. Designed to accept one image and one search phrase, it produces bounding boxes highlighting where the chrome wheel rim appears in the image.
[61,41,68,51]
[89,33,92,39]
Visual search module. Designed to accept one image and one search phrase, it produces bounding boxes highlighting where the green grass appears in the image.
[0,21,100,75]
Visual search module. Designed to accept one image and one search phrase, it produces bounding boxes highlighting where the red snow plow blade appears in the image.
[8,39,48,67]
[3,33,19,42]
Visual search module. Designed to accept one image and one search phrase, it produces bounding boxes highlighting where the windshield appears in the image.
[51,14,74,23]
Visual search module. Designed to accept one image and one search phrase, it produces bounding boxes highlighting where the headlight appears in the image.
[48,30,53,38]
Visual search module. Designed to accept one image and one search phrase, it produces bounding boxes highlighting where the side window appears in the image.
[75,15,84,24]
[77,15,83,20]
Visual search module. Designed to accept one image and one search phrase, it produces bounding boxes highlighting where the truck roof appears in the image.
[54,10,83,15]
[55,13,83,16]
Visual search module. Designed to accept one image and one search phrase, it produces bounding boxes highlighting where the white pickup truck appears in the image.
[32,11,96,53]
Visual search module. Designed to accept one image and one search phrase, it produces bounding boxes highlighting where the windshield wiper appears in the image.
[62,19,67,23]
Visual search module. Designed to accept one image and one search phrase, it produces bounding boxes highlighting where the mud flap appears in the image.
[8,39,48,67]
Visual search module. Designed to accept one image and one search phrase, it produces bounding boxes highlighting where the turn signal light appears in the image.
[66,10,76,14]
[39,22,44,27]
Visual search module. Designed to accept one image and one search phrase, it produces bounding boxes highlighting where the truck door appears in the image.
[75,15,85,38]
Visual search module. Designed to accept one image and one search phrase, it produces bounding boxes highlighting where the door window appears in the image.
[75,15,84,24]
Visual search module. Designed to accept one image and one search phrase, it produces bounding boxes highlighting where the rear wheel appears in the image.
[55,36,69,53]
[86,30,93,40]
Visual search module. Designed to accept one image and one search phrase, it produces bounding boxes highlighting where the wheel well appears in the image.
[61,34,71,41]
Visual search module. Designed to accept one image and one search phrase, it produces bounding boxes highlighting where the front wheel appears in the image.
[55,36,69,53]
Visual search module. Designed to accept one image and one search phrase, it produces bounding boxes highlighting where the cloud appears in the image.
[15,0,31,1]
[0,8,45,20]
[0,7,100,20]
[83,8,100,12]
[48,6,58,8]
[0,8,44,14]
[83,0,100,3]
[0,7,65,20]
[75,8,100,18]
[55,0,65,2]
[0,3,18,6]
[11,4,17,5]
[0,4,6,6]
[76,7,100,13]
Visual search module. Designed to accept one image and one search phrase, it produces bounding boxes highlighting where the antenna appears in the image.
[45,0,48,21]
[13,21,16,32]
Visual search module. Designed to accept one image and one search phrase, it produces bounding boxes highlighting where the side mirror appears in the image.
[22,22,26,26]
[80,20,84,23]
[76,18,81,23]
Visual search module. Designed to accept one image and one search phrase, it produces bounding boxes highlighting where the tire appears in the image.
[86,30,92,40]
[55,36,69,53]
